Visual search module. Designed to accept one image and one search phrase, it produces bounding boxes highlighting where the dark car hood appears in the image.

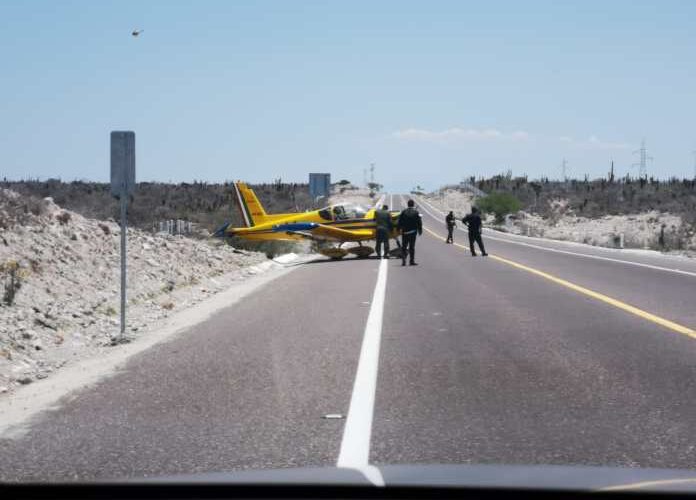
[139,464,696,492]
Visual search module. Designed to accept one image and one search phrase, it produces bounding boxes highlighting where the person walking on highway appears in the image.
[374,204,392,259]
[397,199,423,266]
[445,211,456,244]
[462,206,487,256]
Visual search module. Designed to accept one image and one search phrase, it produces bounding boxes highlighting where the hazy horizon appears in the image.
[2,1,695,193]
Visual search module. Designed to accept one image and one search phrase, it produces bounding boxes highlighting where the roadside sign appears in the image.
[110,131,136,198]
[309,173,331,199]
[110,131,136,338]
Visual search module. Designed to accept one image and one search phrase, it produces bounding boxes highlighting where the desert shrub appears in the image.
[471,174,696,221]
[1,260,24,306]
[477,192,522,223]
[55,211,71,225]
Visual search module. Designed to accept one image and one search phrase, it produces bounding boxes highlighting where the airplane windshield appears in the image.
[331,203,367,220]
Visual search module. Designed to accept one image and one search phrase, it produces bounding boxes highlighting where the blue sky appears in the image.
[1,0,695,192]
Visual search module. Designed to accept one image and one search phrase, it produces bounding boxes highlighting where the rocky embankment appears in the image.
[0,189,271,393]
[422,188,695,254]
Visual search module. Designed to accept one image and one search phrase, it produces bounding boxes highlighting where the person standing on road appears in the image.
[445,211,456,244]
[462,206,487,256]
[374,204,393,259]
[397,199,423,266]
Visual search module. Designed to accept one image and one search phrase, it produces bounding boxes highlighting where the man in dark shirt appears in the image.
[397,199,423,266]
[462,206,487,256]
[445,211,456,244]
[374,204,392,259]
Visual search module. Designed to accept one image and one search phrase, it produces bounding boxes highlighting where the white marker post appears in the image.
[110,131,136,337]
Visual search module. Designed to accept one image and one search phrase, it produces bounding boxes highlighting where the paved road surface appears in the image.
[1,194,695,482]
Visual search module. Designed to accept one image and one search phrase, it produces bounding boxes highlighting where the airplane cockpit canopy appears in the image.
[318,203,369,221]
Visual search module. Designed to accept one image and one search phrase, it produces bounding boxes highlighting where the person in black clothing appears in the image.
[445,211,456,244]
[462,206,487,256]
[374,204,392,259]
[397,199,423,266]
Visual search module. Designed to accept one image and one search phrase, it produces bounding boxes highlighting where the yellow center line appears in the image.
[423,226,696,340]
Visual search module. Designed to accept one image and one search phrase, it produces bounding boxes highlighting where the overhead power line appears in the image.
[632,139,653,179]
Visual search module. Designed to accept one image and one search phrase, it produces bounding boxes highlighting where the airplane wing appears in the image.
[273,222,372,242]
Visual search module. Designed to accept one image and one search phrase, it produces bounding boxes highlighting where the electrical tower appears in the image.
[632,139,653,179]
[370,163,375,185]
[561,158,568,180]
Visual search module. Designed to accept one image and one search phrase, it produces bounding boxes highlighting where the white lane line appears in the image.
[397,194,407,210]
[337,257,388,487]
[414,195,696,278]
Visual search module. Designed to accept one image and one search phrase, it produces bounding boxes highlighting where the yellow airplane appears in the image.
[214,182,401,259]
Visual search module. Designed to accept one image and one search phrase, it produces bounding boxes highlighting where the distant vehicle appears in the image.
[214,182,400,259]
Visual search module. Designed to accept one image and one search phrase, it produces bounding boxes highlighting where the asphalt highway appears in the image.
[1,194,695,482]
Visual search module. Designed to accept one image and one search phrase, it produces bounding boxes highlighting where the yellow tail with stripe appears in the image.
[233,182,294,227]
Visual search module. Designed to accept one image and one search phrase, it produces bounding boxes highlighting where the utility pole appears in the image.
[632,139,653,179]
[370,163,375,185]
[692,150,696,179]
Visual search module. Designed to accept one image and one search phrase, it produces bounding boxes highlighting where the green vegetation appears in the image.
[441,172,696,251]
[464,173,696,225]
[477,192,522,223]
[1,179,314,235]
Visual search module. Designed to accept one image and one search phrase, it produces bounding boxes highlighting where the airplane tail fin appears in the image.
[233,182,268,227]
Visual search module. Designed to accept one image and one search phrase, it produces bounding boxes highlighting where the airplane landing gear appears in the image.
[318,244,349,259]
[347,242,375,258]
